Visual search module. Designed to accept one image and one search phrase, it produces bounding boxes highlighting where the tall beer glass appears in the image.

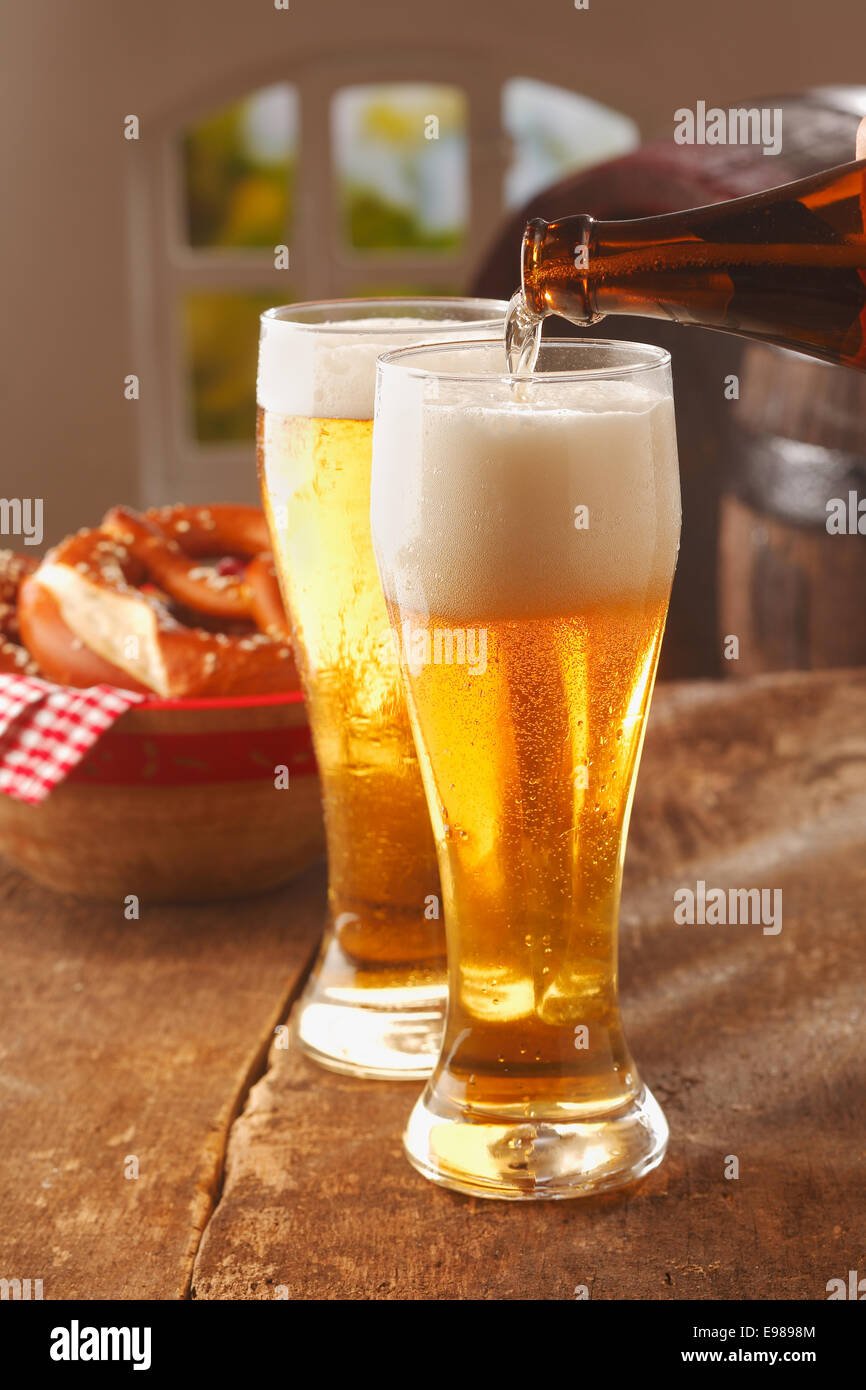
[257,299,507,1078]
[371,339,680,1197]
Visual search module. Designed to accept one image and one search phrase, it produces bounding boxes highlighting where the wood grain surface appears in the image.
[2,672,864,1300]
[191,672,866,1300]
[0,861,325,1298]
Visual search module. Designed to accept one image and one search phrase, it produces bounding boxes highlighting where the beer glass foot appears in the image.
[403,1084,668,1200]
[292,938,446,1078]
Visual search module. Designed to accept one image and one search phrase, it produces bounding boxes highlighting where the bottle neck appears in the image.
[521,210,863,326]
[520,159,866,367]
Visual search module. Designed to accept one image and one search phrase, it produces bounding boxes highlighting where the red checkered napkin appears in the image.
[0,675,144,804]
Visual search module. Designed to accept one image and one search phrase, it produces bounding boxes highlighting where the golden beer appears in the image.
[258,412,439,966]
[256,300,507,1078]
[372,338,680,1195]
[392,597,669,1114]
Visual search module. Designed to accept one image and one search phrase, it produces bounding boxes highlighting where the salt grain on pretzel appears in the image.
[0,550,39,641]
[0,634,39,676]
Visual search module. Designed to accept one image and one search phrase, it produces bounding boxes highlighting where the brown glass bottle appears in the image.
[522,157,866,370]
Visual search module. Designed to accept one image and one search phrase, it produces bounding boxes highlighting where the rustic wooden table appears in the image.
[1,671,864,1301]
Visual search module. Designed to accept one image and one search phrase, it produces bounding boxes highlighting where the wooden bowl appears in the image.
[0,691,324,902]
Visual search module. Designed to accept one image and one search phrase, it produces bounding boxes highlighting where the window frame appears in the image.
[129,53,635,502]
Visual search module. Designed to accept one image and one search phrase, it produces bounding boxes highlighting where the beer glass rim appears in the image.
[260,297,510,334]
[377,337,671,382]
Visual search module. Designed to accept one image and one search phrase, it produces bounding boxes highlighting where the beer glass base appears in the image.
[403,1083,669,1200]
[292,940,447,1079]
[293,999,445,1079]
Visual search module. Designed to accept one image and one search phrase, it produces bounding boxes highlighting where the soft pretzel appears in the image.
[15,580,152,691]
[143,505,291,641]
[17,505,298,699]
[101,506,285,628]
[143,504,271,559]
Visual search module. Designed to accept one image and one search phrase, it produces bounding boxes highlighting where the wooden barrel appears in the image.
[719,344,866,675]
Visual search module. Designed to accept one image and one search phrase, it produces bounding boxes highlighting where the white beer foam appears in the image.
[257,316,494,420]
[372,385,681,618]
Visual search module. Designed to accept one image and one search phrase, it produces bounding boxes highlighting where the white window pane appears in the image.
[332,83,468,252]
[503,78,639,208]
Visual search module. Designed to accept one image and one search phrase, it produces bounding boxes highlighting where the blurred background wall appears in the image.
[1,0,864,674]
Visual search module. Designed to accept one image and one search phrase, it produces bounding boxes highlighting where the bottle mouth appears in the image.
[520,219,549,318]
[521,214,597,325]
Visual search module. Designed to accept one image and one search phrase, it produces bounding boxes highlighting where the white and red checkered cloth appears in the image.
[0,675,144,804]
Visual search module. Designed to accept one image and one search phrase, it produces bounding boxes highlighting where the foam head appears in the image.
[371,341,682,620]
[257,302,508,421]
